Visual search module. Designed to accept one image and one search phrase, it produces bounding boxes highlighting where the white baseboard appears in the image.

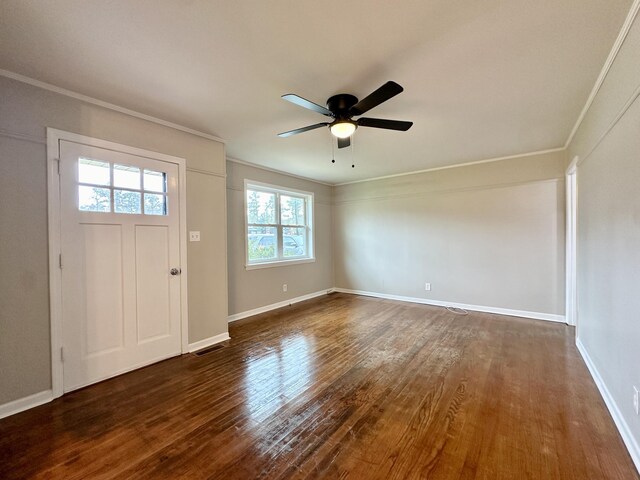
[228,289,334,323]
[333,288,566,323]
[0,390,53,420]
[576,338,640,474]
[188,332,231,353]
[0,335,233,419]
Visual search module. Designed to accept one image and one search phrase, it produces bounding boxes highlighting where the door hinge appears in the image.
[59,253,63,269]
[60,347,64,362]
[54,158,60,175]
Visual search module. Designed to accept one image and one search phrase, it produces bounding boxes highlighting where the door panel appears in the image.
[59,140,182,392]
[83,224,124,355]
[135,225,171,343]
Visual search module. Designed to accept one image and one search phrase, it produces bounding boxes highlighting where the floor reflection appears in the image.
[243,334,314,423]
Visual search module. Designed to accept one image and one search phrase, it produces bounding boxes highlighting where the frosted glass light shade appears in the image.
[330,121,356,138]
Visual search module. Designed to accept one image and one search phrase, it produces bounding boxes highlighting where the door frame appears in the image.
[565,156,578,327]
[47,128,189,398]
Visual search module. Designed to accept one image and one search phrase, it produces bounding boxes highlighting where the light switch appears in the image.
[189,231,201,242]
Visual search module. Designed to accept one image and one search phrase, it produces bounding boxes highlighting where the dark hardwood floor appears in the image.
[0,293,637,479]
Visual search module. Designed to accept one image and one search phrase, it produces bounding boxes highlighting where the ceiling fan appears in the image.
[278,81,413,149]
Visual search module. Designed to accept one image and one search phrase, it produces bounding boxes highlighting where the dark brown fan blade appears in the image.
[278,123,329,137]
[337,137,351,149]
[282,94,333,117]
[349,81,404,116]
[357,117,413,131]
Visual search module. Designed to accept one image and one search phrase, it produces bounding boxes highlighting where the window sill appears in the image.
[245,257,316,270]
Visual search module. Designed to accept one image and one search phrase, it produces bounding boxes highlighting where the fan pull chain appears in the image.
[351,135,355,168]
[330,133,336,164]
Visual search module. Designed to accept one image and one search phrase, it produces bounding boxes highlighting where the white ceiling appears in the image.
[0,0,633,184]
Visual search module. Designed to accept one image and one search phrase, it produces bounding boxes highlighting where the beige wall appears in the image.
[0,67,594,423]
[0,76,227,404]
[226,161,333,315]
[333,151,567,316]
[568,13,640,453]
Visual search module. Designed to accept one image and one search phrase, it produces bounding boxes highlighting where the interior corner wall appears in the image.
[568,9,640,465]
[0,76,228,405]
[226,161,334,316]
[332,151,567,317]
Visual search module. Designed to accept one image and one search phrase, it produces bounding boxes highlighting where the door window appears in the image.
[78,158,168,215]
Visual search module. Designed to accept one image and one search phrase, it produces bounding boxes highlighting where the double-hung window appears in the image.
[245,181,314,268]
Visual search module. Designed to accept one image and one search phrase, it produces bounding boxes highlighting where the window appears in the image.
[245,181,314,268]
[78,157,168,215]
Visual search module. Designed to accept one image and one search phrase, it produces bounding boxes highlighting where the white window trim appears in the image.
[244,179,315,269]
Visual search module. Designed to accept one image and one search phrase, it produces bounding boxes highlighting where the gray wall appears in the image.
[226,161,333,315]
[0,76,228,404]
[568,12,640,452]
[333,151,567,315]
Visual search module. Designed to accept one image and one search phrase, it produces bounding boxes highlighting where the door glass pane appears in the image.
[283,226,306,257]
[246,190,276,224]
[247,226,277,261]
[114,189,141,214]
[113,164,141,189]
[144,193,166,215]
[78,158,110,186]
[280,195,305,225]
[144,169,166,193]
[79,185,111,212]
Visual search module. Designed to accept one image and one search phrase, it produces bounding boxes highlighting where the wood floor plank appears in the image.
[0,293,637,479]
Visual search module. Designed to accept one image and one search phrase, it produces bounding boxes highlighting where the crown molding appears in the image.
[0,69,226,144]
[334,147,565,186]
[226,156,334,186]
[564,0,640,149]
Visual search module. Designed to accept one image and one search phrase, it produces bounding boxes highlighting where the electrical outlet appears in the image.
[425,283,431,291]
[283,284,287,292]
[634,386,639,415]
[189,231,201,242]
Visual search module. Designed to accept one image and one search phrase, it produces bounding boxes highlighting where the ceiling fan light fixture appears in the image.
[330,121,356,139]
[278,82,411,149]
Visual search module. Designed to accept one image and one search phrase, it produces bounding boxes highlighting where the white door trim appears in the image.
[46,128,189,399]
[565,156,578,327]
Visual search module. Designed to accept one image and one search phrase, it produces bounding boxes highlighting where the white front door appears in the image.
[59,140,183,392]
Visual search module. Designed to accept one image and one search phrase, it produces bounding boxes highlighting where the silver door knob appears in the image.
[170,268,181,276]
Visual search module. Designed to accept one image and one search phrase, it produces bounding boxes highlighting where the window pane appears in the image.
[79,185,110,212]
[246,190,276,224]
[78,158,110,186]
[114,189,141,214]
[144,193,166,215]
[248,226,277,262]
[144,169,166,193]
[113,164,141,189]
[280,195,305,225]
[283,227,306,257]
